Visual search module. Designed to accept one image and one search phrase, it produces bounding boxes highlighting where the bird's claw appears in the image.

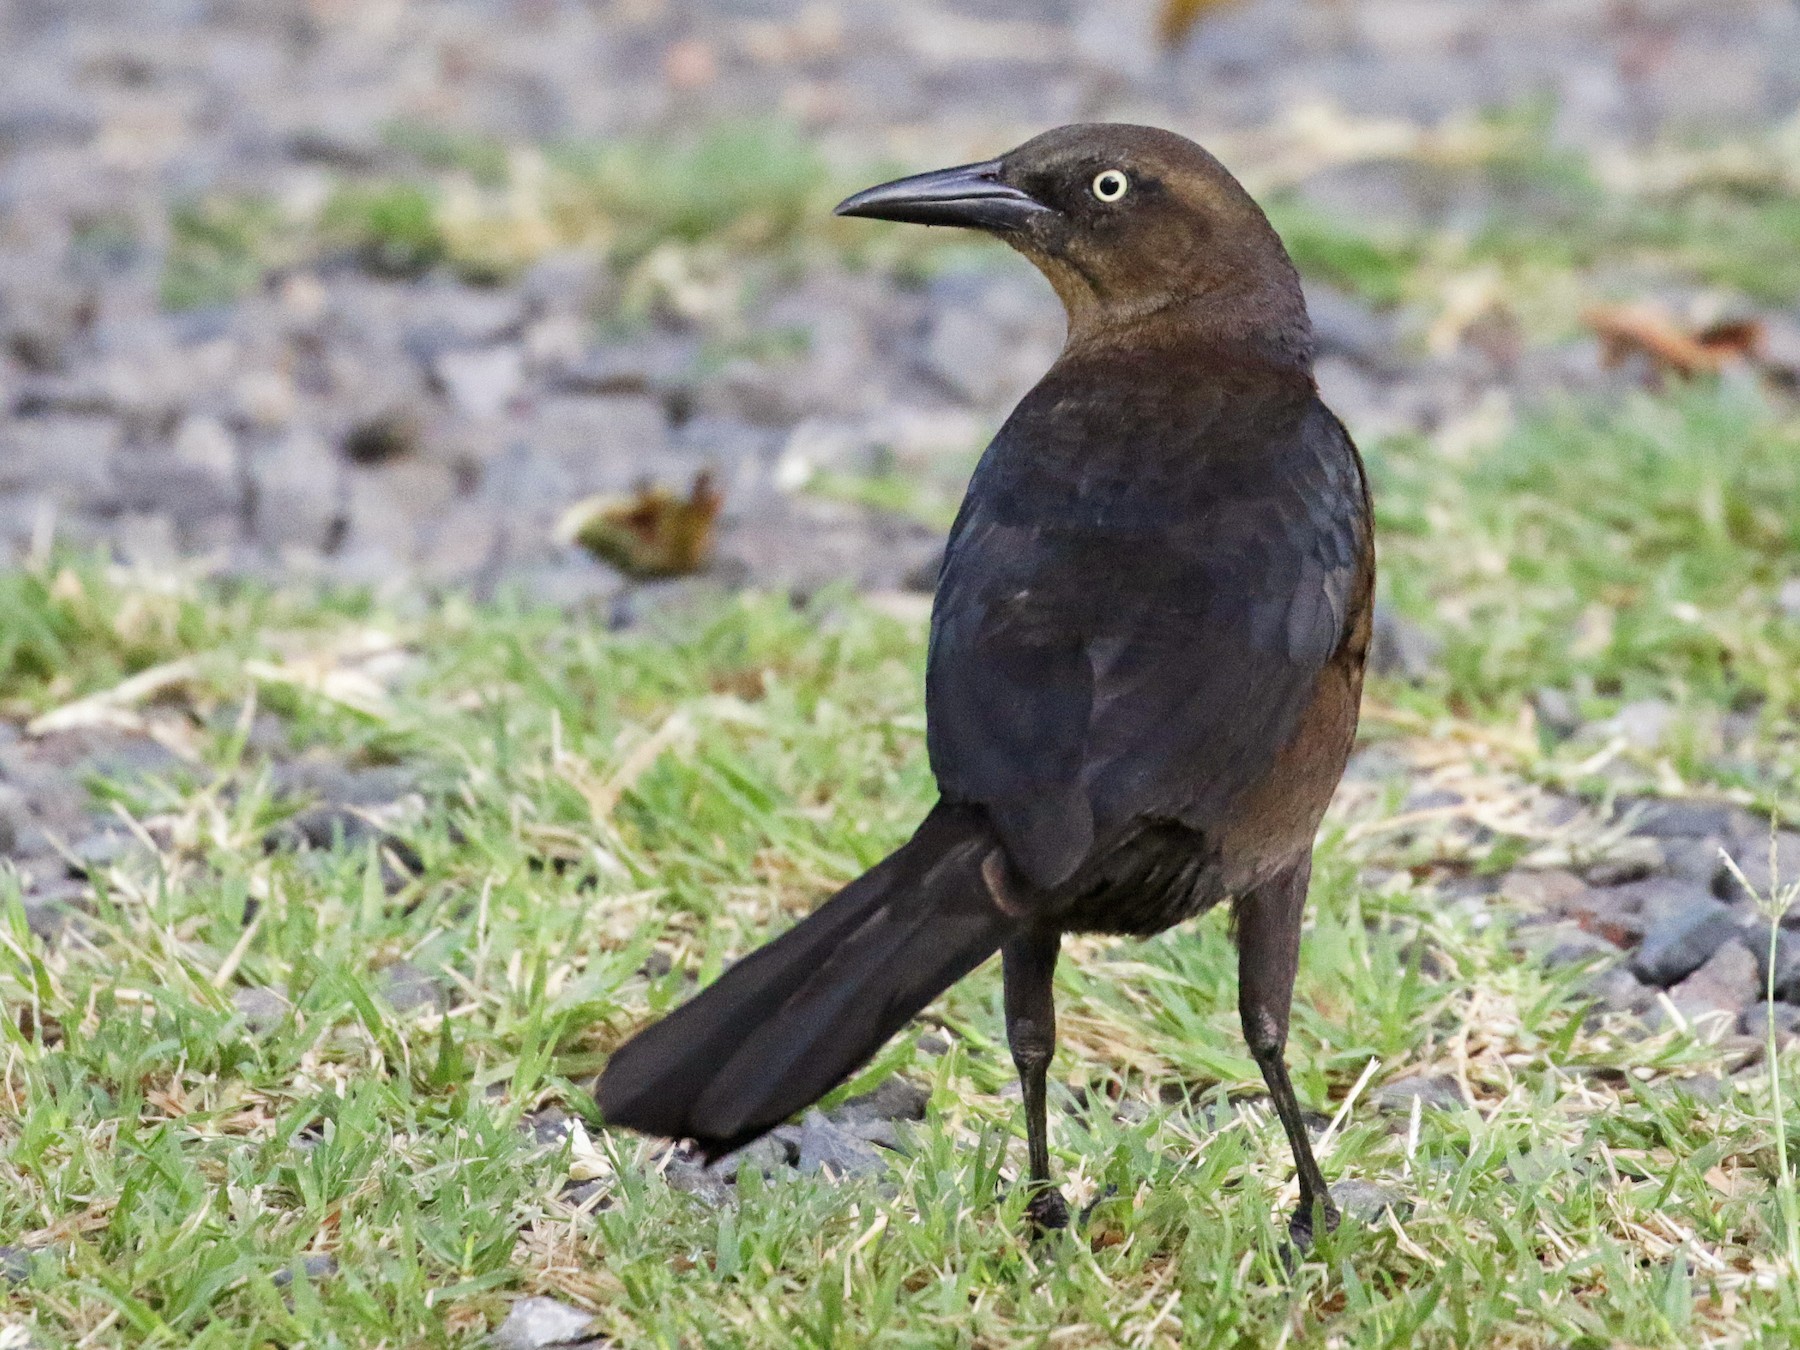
[1023,1186,1070,1234]
[1286,1197,1340,1252]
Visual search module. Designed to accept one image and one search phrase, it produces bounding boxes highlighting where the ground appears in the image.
[4,1,1800,1347]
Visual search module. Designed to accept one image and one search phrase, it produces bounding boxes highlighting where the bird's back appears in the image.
[927,340,1373,928]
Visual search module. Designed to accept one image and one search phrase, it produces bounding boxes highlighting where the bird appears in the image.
[597,123,1375,1245]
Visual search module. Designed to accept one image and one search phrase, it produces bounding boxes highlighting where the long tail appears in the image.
[597,803,1018,1158]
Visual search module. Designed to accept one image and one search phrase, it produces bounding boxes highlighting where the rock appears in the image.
[232,986,289,1033]
[832,1077,929,1126]
[271,1253,337,1287]
[1329,1179,1410,1223]
[0,783,30,855]
[1716,831,1800,909]
[662,1159,732,1207]
[1368,605,1440,681]
[1580,964,1655,1015]
[1748,926,1800,1001]
[1369,1074,1466,1113]
[433,344,525,420]
[795,1110,887,1179]
[1742,1000,1800,1043]
[342,413,420,466]
[707,1134,795,1182]
[1630,897,1744,987]
[1530,688,1583,740]
[376,961,446,1014]
[491,1296,599,1350]
[1581,841,1663,887]
[1497,869,1590,915]
[0,1245,37,1283]
[1595,700,1677,752]
[1516,921,1620,969]
[1663,837,1729,890]
[1663,941,1759,1029]
[1623,797,1754,841]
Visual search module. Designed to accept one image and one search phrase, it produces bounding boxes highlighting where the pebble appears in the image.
[1662,942,1760,1030]
[796,1110,888,1179]
[1742,1000,1800,1043]
[232,986,290,1033]
[492,1297,600,1350]
[1715,831,1800,909]
[1328,1179,1411,1223]
[376,961,448,1014]
[1368,606,1442,682]
[1369,1074,1467,1113]
[271,1253,337,1287]
[1630,898,1744,987]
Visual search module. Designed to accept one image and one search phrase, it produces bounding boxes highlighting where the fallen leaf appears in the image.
[1584,303,1764,380]
[559,470,722,579]
[1157,0,1242,47]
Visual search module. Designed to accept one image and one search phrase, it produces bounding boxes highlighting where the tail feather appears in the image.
[597,803,1017,1156]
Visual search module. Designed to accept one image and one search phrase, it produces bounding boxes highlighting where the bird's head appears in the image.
[836,123,1309,361]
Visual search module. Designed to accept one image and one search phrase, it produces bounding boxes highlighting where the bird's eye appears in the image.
[1091,169,1130,203]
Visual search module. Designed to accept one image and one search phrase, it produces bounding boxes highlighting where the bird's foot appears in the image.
[1286,1196,1340,1252]
[1023,1186,1070,1234]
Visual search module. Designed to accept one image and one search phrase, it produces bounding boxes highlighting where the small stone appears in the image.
[1717,831,1800,909]
[1368,605,1441,681]
[233,986,289,1033]
[1518,921,1621,969]
[1329,1179,1410,1223]
[1663,837,1729,889]
[1597,699,1677,752]
[832,1077,929,1126]
[0,1244,35,1283]
[1624,797,1753,841]
[661,1155,732,1207]
[796,1110,887,1179]
[377,961,446,1014]
[1498,869,1590,915]
[1369,1074,1467,1113]
[1631,899,1745,987]
[1664,941,1760,1029]
[1580,964,1654,1015]
[1581,841,1663,887]
[1743,1000,1800,1043]
[272,1253,337,1287]
[1530,688,1583,740]
[708,1134,795,1182]
[0,783,30,854]
[342,414,419,466]
[492,1296,599,1350]
[434,344,525,420]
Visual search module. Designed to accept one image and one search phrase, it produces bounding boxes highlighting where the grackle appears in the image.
[598,124,1375,1245]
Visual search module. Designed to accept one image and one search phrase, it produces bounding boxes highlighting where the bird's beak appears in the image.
[833,158,1049,232]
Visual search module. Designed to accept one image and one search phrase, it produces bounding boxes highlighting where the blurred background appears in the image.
[3,0,1798,609]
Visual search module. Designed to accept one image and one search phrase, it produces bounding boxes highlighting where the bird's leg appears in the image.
[1235,859,1337,1249]
[1002,927,1066,1232]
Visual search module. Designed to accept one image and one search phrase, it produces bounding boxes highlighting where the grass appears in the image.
[6,368,1800,1346]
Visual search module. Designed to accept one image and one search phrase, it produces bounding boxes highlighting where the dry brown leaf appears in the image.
[1156,0,1242,48]
[1584,303,1764,380]
[558,470,722,579]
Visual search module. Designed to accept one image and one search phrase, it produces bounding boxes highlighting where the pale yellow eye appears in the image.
[1091,169,1129,203]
